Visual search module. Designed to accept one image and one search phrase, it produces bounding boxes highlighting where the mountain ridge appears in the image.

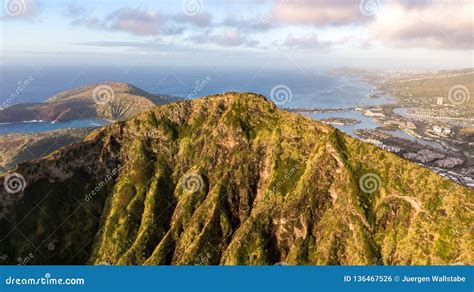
[0,82,180,172]
[0,92,472,265]
[0,82,179,123]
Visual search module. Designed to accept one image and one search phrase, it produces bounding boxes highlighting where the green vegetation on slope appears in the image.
[0,92,472,265]
[0,129,89,172]
[0,82,179,123]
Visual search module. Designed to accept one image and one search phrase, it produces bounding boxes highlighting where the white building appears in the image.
[433,125,451,135]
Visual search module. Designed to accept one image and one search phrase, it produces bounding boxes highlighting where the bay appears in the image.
[0,119,109,135]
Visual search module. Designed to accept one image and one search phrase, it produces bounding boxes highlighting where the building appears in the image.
[364,108,385,117]
[436,97,444,105]
[433,125,451,135]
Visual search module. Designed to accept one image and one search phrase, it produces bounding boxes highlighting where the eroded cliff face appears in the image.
[0,93,472,265]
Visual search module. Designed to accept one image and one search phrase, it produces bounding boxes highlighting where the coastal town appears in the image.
[295,68,474,188]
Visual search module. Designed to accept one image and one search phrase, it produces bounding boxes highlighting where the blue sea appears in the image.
[0,66,391,107]
[0,119,109,135]
[0,66,393,135]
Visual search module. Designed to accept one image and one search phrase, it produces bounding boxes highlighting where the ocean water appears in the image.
[0,66,394,135]
[0,66,391,108]
[0,66,448,152]
[306,111,444,149]
[0,119,109,135]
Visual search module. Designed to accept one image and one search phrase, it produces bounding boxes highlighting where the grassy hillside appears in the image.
[0,93,472,265]
[0,129,89,172]
[0,82,179,123]
[0,83,180,172]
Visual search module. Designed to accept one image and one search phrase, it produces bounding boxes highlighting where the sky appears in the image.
[0,0,473,70]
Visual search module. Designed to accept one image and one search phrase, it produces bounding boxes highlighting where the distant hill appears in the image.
[1,92,471,265]
[0,129,89,172]
[0,83,180,172]
[381,68,474,106]
[0,82,180,123]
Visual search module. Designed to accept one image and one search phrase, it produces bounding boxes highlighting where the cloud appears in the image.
[105,8,161,36]
[63,4,86,17]
[69,7,165,36]
[282,33,332,51]
[76,40,197,53]
[369,1,474,50]
[71,5,259,48]
[272,0,371,26]
[70,7,213,37]
[190,29,258,47]
[173,12,212,27]
[214,29,258,47]
[67,0,472,52]
[221,15,274,32]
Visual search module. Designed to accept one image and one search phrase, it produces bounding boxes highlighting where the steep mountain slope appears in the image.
[0,82,179,123]
[0,93,472,265]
